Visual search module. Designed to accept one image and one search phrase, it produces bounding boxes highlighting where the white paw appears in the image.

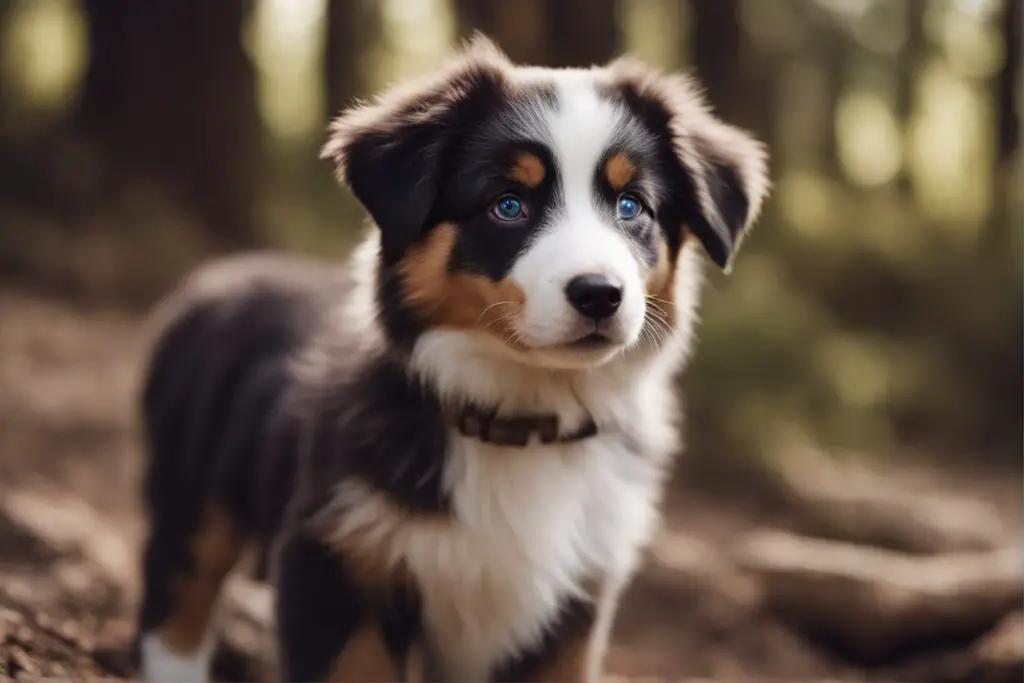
[139,631,213,683]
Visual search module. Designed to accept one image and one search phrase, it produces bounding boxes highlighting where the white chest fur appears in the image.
[419,429,662,679]
[323,424,666,681]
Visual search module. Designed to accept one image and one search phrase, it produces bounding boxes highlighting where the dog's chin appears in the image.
[529,343,623,370]
[499,331,634,371]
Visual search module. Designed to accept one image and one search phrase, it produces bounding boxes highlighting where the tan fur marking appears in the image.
[403,643,427,683]
[644,237,680,329]
[328,624,396,682]
[530,638,590,682]
[508,151,546,188]
[399,223,527,348]
[604,153,635,190]
[159,504,243,654]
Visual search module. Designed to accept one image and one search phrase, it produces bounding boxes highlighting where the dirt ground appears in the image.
[0,289,1020,683]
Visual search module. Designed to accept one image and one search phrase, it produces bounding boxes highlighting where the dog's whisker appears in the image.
[478,300,516,324]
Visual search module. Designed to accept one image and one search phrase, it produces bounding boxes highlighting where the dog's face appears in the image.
[324,37,768,370]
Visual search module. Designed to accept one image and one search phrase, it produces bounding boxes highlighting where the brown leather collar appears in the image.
[444,404,598,447]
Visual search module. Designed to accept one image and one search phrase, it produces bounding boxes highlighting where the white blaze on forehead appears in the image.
[506,72,648,352]
[538,74,640,273]
[545,73,625,211]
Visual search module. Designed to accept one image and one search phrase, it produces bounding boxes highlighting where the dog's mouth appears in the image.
[565,332,614,350]
[510,328,627,370]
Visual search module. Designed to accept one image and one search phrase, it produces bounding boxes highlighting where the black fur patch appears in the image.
[324,39,511,266]
[443,138,558,282]
[292,352,452,518]
[274,528,422,680]
[600,59,769,270]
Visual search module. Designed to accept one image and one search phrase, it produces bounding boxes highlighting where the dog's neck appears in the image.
[443,401,598,447]
[407,327,679,443]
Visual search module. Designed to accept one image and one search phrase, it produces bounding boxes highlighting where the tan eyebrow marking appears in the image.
[508,151,545,188]
[604,152,635,190]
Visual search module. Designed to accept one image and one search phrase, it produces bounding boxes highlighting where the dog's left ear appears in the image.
[606,60,770,272]
[322,35,509,264]
[683,116,769,272]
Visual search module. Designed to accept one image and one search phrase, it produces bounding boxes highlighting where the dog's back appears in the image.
[134,252,335,678]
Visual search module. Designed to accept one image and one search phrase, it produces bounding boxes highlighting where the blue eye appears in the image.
[616,194,642,220]
[493,194,525,221]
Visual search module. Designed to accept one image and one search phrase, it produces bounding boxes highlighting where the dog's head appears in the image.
[324,36,768,371]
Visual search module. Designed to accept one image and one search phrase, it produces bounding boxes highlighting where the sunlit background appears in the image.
[0,0,1019,488]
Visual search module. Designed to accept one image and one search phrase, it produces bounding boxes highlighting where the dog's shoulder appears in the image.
[285,344,453,526]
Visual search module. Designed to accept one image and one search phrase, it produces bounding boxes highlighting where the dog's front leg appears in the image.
[493,578,622,683]
[275,530,407,682]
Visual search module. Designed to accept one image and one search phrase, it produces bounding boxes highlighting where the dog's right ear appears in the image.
[322,35,509,264]
[604,58,770,273]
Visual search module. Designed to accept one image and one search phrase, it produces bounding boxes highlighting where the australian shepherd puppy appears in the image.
[134,35,768,683]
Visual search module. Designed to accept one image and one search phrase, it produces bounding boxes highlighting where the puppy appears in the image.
[134,35,768,683]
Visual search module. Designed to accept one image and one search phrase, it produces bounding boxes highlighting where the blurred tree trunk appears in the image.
[810,2,852,177]
[998,0,1021,164]
[820,46,845,179]
[77,0,263,249]
[453,0,549,64]
[545,0,619,67]
[0,1,8,111]
[324,0,381,120]
[894,0,929,193]
[692,0,776,147]
[453,0,618,67]
[692,0,743,117]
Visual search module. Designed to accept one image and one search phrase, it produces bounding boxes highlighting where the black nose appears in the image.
[565,274,623,320]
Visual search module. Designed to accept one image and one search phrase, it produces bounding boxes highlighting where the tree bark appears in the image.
[894,0,929,192]
[545,0,620,67]
[77,0,263,249]
[324,0,381,120]
[691,0,775,141]
[691,0,743,118]
[998,0,1021,165]
[452,0,619,67]
[453,0,550,65]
